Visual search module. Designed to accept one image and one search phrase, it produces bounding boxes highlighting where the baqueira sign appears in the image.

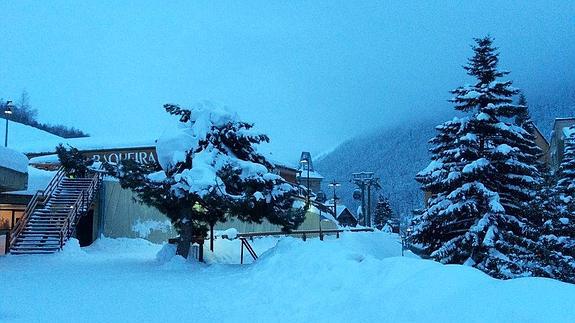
[84,147,158,165]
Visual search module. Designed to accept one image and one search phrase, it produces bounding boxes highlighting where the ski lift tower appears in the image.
[352,172,380,227]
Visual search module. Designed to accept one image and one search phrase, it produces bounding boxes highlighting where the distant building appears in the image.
[296,152,324,193]
[549,118,575,172]
[335,205,357,227]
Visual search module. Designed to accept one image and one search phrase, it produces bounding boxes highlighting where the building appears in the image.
[0,121,338,253]
[296,152,324,193]
[549,118,575,172]
[334,205,357,227]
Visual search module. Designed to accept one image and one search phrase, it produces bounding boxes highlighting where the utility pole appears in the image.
[352,172,380,227]
[328,180,340,218]
[4,101,13,147]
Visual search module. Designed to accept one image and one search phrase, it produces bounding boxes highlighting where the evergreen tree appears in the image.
[56,144,94,177]
[539,131,575,281]
[108,103,305,257]
[374,195,393,230]
[413,36,544,278]
[514,92,532,132]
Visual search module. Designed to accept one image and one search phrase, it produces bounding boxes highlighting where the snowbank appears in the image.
[1,232,574,323]
[0,147,28,173]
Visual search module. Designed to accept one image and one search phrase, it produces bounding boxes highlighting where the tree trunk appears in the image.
[176,222,194,258]
[210,222,214,252]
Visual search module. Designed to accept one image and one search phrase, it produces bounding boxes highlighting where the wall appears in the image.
[95,180,337,243]
[0,167,27,192]
[94,180,177,243]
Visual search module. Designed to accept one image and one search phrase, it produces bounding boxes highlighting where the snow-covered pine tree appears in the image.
[56,144,94,177]
[374,195,393,230]
[539,129,575,281]
[109,102,305,256]
[413,36,544,278]
[514,92,532,132]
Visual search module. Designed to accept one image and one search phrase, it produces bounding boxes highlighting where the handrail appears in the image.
[10,191,42,247]
[223,228,374,239]
[43,167,66,200]
[10,167,66,248]
[58,171,102,249]
[240,237,258,264]
[59,191,85,249]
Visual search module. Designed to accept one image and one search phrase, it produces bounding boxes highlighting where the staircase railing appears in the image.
[240,237,258,264]
[10,167,66,248]
[59,191,85,249]
[58,171,102,249]
[43,167,66,201]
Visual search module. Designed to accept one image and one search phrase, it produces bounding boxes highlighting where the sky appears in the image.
[1,1,574,163]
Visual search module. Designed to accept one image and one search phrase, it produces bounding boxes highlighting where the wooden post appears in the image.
[210,223,214,252]
[302,233,307,241]
[336,231,340,239]
[240,240,244,264]
[198,239,204,262]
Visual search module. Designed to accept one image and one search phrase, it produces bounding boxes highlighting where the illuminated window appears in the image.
[0,210,12,230]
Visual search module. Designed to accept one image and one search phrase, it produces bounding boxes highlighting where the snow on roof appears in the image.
[2,121,158,155]
[23,136,157,155]
[0,146,28,173]
[296,170,324,179]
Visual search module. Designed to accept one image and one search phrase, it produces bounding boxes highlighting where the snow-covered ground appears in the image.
[1,232,574,323]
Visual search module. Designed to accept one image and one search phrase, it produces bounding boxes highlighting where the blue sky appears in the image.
[1,1,574,163]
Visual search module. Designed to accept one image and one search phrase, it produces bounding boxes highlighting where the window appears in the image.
[0,210,12,230]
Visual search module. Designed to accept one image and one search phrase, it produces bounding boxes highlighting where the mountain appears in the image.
[315,117,439,220]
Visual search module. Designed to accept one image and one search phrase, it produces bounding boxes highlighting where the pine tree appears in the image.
[108,103,305,257]
[413,36,544,278]
[56,144,94,177]
[540,131,575,281]
[514,92,532,132]
[374,195,393,230]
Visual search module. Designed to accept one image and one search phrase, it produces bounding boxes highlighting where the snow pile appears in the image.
[0,146,28,173]
[1,232,575,322]
[131,219,172,239]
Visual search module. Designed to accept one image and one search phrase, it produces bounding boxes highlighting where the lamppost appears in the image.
[328,180,340,219]
[300,157,310,205]
[4,101,13,147]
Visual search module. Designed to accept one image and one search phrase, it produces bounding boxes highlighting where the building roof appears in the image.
[296,170,324,180]
[0,147,28,173]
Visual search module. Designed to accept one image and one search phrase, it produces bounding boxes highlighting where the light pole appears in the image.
[328,180,340,219]
[4,101,13,147]
[300,157,310,205]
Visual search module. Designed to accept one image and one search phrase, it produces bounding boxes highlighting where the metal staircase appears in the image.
[10,168,102,254]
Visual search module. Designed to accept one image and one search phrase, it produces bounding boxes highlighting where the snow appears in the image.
[131,219,172,239]
[0,147,28,173]
[1,232,574,322]
[562,126,575,139]
[0,121,64,154]
[462,158,489,174]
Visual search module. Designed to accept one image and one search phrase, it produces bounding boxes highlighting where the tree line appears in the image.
[1,90,88,138]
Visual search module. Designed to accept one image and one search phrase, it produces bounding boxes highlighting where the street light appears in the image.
[300,157,310,205]
[4,101,14,148]
[328,180,341,220]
